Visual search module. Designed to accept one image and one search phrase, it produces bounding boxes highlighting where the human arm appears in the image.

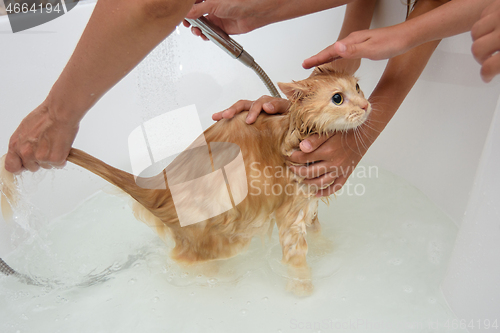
[318,0,377,75]
[303,0,493,68]
[291,0,447,196]
[471,0,500,83]
[184,0,351,36]
[5,0,196,173]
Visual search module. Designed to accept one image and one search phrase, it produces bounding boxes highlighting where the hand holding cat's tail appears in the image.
[0,154,19,221]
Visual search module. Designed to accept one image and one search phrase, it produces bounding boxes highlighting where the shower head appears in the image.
[185,17,281,98]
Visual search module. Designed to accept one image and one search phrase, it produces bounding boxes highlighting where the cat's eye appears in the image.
[332,93,343,105]
[355,83,360,93]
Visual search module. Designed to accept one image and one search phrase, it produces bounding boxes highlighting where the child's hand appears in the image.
[471,0,500,83]
[303,25,412,69]
[212,96,290,124]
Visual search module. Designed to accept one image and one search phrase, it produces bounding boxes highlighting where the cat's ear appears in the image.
[312,64,339,76]
[278,81,309,101]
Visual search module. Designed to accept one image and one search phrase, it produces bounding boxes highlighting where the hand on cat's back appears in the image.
[288,130,369,197]
[212,96,290,123]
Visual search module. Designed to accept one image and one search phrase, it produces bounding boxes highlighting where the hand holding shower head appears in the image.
[185,17,281,98]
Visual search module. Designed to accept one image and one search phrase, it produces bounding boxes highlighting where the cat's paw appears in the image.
[286,278,314,296]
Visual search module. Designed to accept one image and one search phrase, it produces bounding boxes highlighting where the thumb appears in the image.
[262,98,290,114]
[186,0,213,19]
[299,133,332,153]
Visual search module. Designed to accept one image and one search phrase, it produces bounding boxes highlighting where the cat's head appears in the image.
[278,68,371,135]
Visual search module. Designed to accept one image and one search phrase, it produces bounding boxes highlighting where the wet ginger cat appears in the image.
[1,68,371,296]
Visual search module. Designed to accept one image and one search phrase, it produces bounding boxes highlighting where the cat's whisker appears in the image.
[354,127,369,155]
[360,120,383,134]
[358,128,372,151]
[353,128,365,152]
[352,129,363,156]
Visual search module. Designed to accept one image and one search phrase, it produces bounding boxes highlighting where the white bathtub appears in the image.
[1,1,499,332]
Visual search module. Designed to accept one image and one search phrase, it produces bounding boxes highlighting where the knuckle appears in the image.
[50,153,67,165]
[471,43,481,60]
[470,25,479,41]
[236,99,248,107]
[8,135,19,151]
[278,99,291,109]
[19,145,34,159]
[323,146,335,157]
[347,44,357,56]
[34,150,48,162]
[350,31,360,39]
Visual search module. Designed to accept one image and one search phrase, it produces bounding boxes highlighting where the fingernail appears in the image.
[263,102,274,111]
[301,140,312,152]
[337,42,347,53]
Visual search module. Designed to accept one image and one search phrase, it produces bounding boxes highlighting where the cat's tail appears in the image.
[67,148,139,195]
[67,148,173,220]
[0,154,18,221]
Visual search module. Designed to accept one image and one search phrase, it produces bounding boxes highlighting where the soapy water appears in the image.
[0,166,466,333]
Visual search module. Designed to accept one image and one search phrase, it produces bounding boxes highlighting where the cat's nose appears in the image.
[360,101,369,111]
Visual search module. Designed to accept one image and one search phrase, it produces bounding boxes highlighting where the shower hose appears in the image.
[0,17,280,281]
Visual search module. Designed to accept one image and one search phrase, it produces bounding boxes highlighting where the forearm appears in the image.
[318,0,377,74]
[367,41,440,134]
[401,0,493,50]
[364,0,445,138]
[47,0,195,124]
[257,0,352,27]
[338,0,377,40]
